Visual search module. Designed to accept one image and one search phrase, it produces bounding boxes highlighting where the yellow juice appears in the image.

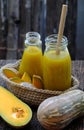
[43,50,71,91]
[19,46,43,77]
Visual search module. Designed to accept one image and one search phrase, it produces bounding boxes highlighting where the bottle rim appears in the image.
[26,32,41,39]
[45,34,68,47]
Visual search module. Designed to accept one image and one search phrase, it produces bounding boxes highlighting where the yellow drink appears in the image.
[43,50,71,91]
[19,46,43,77]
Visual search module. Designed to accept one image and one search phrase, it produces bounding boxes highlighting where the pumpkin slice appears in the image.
[10,77,23,83]
[21,72,31,83]
[0,86,32,128]
[3,68,20,78]
[32,75,43,89]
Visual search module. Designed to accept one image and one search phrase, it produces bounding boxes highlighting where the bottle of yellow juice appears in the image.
[19,32,43,77]
[43,34,71,91]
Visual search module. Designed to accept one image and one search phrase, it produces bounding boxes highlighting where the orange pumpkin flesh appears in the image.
[21,72,31,83]
[32,75,43,89]
[0,86,32,127]
[10,77,23,83]
[3,68,20,78]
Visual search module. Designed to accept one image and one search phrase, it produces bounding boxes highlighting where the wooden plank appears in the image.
[31,0,41,32]
[64,0,77,60]
[6,0,20,59]
[46,0,66,36]
[40,0,47,52]
[0,0,8,59]
[18,0,31,59]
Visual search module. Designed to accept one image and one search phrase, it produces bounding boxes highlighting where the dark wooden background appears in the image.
[0,0,78,60]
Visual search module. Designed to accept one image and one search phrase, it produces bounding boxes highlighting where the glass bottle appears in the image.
[43,34,71,91]
[19,32,43,77]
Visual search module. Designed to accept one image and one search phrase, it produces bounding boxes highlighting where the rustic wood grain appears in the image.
[65,0,77,60]
[0,60,84,130]
[0,0,8,59]
[0,0,78,60]
[18,0,31,59]
[6,0,20,59]
[46,0,65,35]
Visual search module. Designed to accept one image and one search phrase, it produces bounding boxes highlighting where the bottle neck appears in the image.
[25,32,42,48]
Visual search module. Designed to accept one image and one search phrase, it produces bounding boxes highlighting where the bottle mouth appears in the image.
[45,34,68,47]
[26,32,41,39]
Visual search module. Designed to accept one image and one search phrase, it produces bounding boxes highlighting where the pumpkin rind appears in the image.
[37,90,84,130]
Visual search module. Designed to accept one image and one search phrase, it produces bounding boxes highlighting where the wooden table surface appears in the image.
[0,60,84,130]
